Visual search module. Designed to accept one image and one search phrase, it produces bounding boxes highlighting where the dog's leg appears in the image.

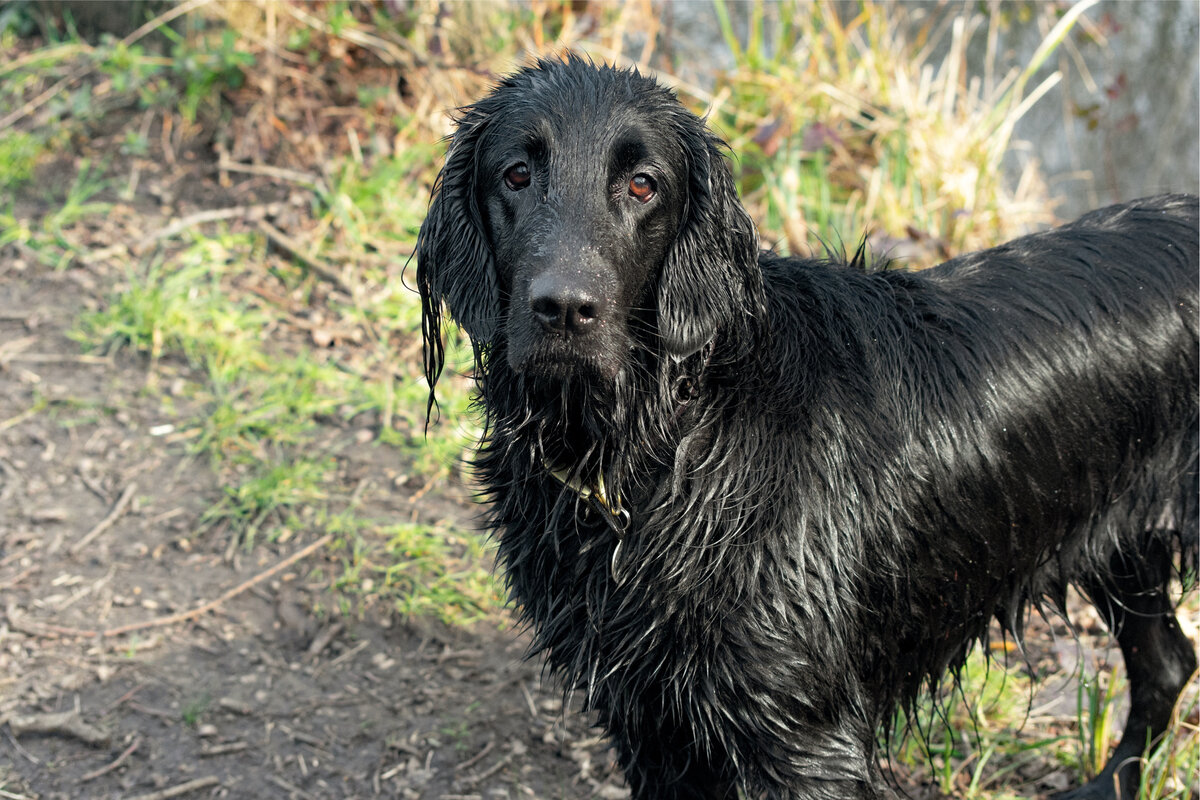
[613,727,738,800]
[1060,541,1197,800]
[624,764,739,800]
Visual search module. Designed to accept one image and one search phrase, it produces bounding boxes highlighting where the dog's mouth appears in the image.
[510,334,626,383]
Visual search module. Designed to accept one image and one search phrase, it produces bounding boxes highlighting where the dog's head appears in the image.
[418,56,761,398]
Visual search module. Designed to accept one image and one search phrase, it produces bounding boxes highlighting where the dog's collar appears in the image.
[542,459,630,538]
[543,459,632,585]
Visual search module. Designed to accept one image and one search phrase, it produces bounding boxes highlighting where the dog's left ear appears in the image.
[657,119,762,358]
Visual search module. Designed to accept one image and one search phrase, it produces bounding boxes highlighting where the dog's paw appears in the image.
[1050,777,1129,800]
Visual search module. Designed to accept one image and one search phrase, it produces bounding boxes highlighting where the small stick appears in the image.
[256,219,353,294]
[77,468,112,504]
[215,157,323,189]
[101,683,147,714]
[266,775,315,800]
[135,203,284,253]
[304,620,343,659]
[7,535,331,640]
[3,725,39,764]
[5,710,109,747]
[3,613,96,639]
[4,353,112,365]
[324,639,368,670]
[100,534,332,638]
[199,740,250,757]
[79,735,140,782]
[0,66,92,132]
[126,703,174,721]
[520,682,539,720]
[125,776,220,800]
[0,456,17,507]
[0,404,40,433]
[455,738,494,771]
[118,0,213,49]
[457,752,513,787]
[0,566,35,590]
[71,483,138,555]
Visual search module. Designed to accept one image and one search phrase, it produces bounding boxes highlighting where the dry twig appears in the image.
[126,776,221,800]
[134,202,285,253]
[454,738,494,771]
[101,532,333,638]
[0,405,40,434]
[6,534,332,640]
[199,740,250,757]
[256,219,353,295]
[2,353,112,365]
[79,735,140,782]
[304,621,344,660]
[70,482,138,555]
[4,710,109,747]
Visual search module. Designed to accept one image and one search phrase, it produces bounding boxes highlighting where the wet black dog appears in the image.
[417,56,1198,799]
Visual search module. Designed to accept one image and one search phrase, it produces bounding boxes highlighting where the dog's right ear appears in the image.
[416,99,500,397]
[416,97,504,421]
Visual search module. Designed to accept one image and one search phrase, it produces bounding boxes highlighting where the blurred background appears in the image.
[0,2,1196,798]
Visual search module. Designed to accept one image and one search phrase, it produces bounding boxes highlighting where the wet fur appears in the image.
[418,57,1199,799]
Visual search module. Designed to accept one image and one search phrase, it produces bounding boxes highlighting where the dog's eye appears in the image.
[504,163,531,191]
[628,174,656,203]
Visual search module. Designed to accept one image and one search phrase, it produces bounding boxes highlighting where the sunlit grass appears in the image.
[73,215,485,612]
[888,647,1066,797]
[326,513,503,626]
[703,0,1094,261]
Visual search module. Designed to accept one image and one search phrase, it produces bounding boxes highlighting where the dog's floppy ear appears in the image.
[416,96,504,416]
[657,119,762,358]
[417,98,500,364]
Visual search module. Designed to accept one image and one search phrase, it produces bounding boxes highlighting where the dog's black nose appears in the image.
[530,274,606,335]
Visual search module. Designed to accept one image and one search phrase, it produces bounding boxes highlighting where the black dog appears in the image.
[417,56,1198,799]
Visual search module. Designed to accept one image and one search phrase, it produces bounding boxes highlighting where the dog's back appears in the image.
[760,192,1198,729]
[916,192,1198,563]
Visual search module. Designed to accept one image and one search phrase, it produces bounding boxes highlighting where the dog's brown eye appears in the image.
[629,174,656,203]
[505,163,531,190]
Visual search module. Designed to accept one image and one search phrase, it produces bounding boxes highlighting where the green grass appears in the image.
[0,130,43,190]
[71,211,490,619]
[705,0,1092,260]
[55,129,486,615]
[327,515,501,626]
[77,237,264,373]
[886,623,1199,800]
[1073,664,1128,780]
[181,693,212,727]
[0,154,111,270]
[1140,689,1199,799]
[888,647,1067,797]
